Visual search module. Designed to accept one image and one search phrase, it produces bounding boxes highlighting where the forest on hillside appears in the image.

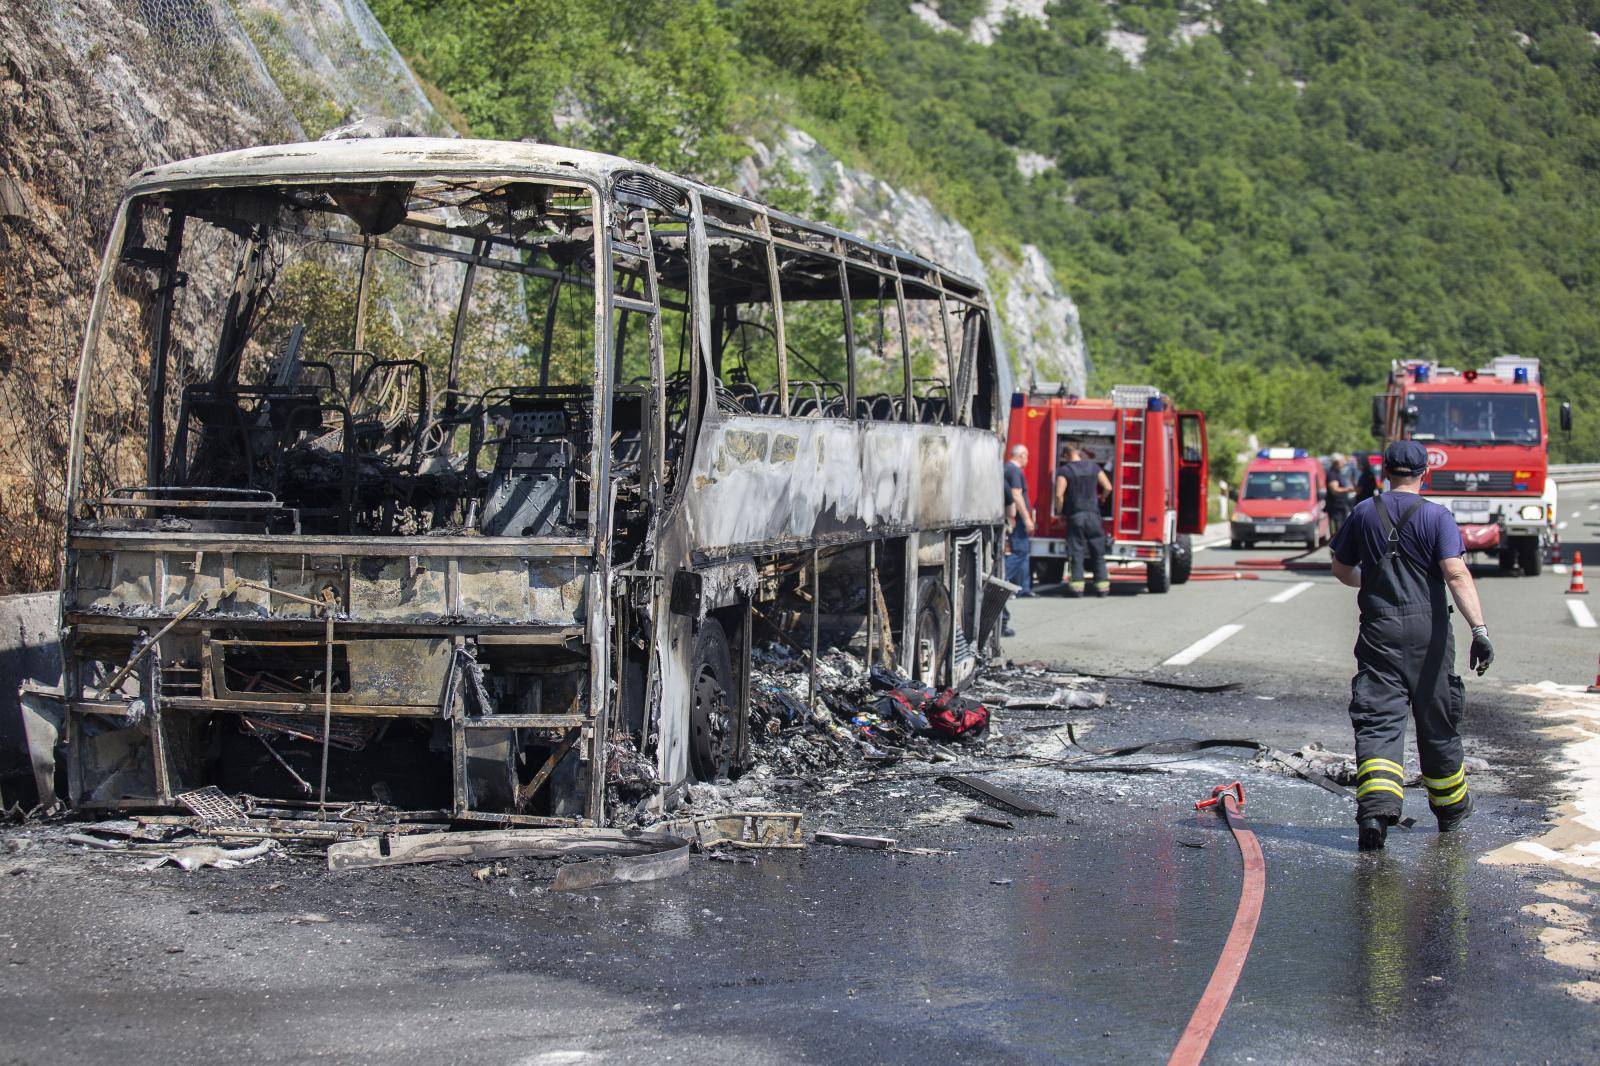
[370,0,1600,465]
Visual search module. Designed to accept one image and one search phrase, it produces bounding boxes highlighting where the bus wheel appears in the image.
[688,618,734,782]
[913,576,952,687]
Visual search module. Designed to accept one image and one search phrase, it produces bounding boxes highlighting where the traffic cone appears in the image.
[1589,651,1600,694]
[1552,537,1563,565]
[1568,551,1589,595]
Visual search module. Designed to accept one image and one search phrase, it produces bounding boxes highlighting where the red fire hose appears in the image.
[1167,783,1265,1066]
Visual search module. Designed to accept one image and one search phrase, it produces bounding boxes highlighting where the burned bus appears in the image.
[58,138,1009,826]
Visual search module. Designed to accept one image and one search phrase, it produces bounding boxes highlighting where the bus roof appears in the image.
[123,137,987,300]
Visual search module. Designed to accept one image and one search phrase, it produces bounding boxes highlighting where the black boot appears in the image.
[1357,816,1388,851]
[1435,795,1474,833]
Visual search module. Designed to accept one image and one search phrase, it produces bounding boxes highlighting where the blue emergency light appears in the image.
[1011,392,1024,408]
[1148,397,1166,411]
[1413,366,1430,383]
[1514,366,1529,384]
[1257,448,1308,459]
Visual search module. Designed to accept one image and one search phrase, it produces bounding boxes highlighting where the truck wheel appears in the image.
[688,618,735,782]
[1229,538,1242,551]
[913,576,952,687]
[1171,534,1193,585]
[1515,536,1543,576]
[1146,550,1171,594]
[1497,548,1516,575]
[1036,558,1065,586]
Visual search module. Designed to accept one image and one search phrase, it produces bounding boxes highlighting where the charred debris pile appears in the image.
[19,658,1110,884]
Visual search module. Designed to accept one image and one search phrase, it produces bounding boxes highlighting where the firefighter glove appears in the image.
[1469,625,1493,676]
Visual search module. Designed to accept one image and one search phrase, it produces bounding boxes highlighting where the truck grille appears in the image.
[1426,470,1515,493]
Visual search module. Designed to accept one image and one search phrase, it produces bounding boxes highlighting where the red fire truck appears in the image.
[1374,355,1572,575]
[1007,385,1209,592]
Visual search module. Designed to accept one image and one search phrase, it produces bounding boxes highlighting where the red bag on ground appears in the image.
[924,689,989,740]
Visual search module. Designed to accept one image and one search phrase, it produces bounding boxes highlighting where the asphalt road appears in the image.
[1008,480,1600,693]
[3,484,1599,1064]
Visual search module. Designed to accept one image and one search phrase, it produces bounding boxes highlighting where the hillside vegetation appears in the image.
[371,0,1600,463]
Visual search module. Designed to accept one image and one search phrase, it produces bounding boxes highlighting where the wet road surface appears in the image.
[3,487,1599,1063]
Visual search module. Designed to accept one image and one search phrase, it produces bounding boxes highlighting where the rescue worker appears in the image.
[1053,441,1113,597]
[1355,452,1381,503]
[1325,452,1355,536]
[1000,444,1035,636]
[1330,440,1493,851]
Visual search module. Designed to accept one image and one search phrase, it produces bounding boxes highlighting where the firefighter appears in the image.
[1053,440,1113,597]
[1329,440,1493,851]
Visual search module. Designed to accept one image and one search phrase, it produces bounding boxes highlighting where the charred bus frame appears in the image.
[59,138,1008,826]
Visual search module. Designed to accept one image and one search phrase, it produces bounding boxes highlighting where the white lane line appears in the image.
[1268,581,1314,604]
[1573,512,1583,519]
[1559,521,1570,531]
[1555,564,1569,575]
[1570,600,1598,629]
[1164,624,1245,666]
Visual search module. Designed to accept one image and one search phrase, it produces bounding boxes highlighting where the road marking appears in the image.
[1268,581,1314,604]
[1555,564,1569,575]
[1569,600,1598,629]
[1573,512,1583,519]
[1559,521,1569,531]
[1164,624,1244,666]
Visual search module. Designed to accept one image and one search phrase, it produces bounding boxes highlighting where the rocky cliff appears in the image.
[0,1,1088,593]
[0,0,448,593]
[737,127,1089,395]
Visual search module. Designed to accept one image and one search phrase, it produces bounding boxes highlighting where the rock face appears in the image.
[0,2,1087,595]
[0,0,445,593]
[736,128,1089,395]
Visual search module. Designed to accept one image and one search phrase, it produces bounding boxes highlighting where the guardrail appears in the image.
[1552,464,1600,485]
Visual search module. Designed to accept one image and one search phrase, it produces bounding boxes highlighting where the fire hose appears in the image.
[1166,783,1264,1066]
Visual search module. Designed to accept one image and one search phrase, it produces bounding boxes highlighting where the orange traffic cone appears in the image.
[1590,651,1600,694]
[1569,551,1589,595]
[1552,538,1563,565]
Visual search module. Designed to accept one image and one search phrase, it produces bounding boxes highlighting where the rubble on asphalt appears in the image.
[1257,741,1490,787]
[11,652,1113,880]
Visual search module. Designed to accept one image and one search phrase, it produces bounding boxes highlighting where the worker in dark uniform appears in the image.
[1053,441,1113,597]
[1330,441,1493,851]
[1325,452,1355,536]
[1000,444,1034,637]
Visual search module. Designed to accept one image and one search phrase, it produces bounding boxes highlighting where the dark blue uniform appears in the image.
[1003,461,1031,594]
[1057,459,1108,592]
[1330,492,1471,824]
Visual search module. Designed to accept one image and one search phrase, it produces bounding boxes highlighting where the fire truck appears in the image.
[1007,385,1209,593]
[1374,355,1572,575]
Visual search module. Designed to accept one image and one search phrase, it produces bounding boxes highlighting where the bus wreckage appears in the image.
[56,138,1011,827]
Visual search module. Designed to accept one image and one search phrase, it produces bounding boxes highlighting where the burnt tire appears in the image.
[688,618,735,783]
[1171,534,1193,585]
[913,576,952,687]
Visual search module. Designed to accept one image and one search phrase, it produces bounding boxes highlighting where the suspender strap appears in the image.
[1374,494,1426,560]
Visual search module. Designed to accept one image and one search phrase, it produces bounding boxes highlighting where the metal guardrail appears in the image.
[1551,464,1600,485]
